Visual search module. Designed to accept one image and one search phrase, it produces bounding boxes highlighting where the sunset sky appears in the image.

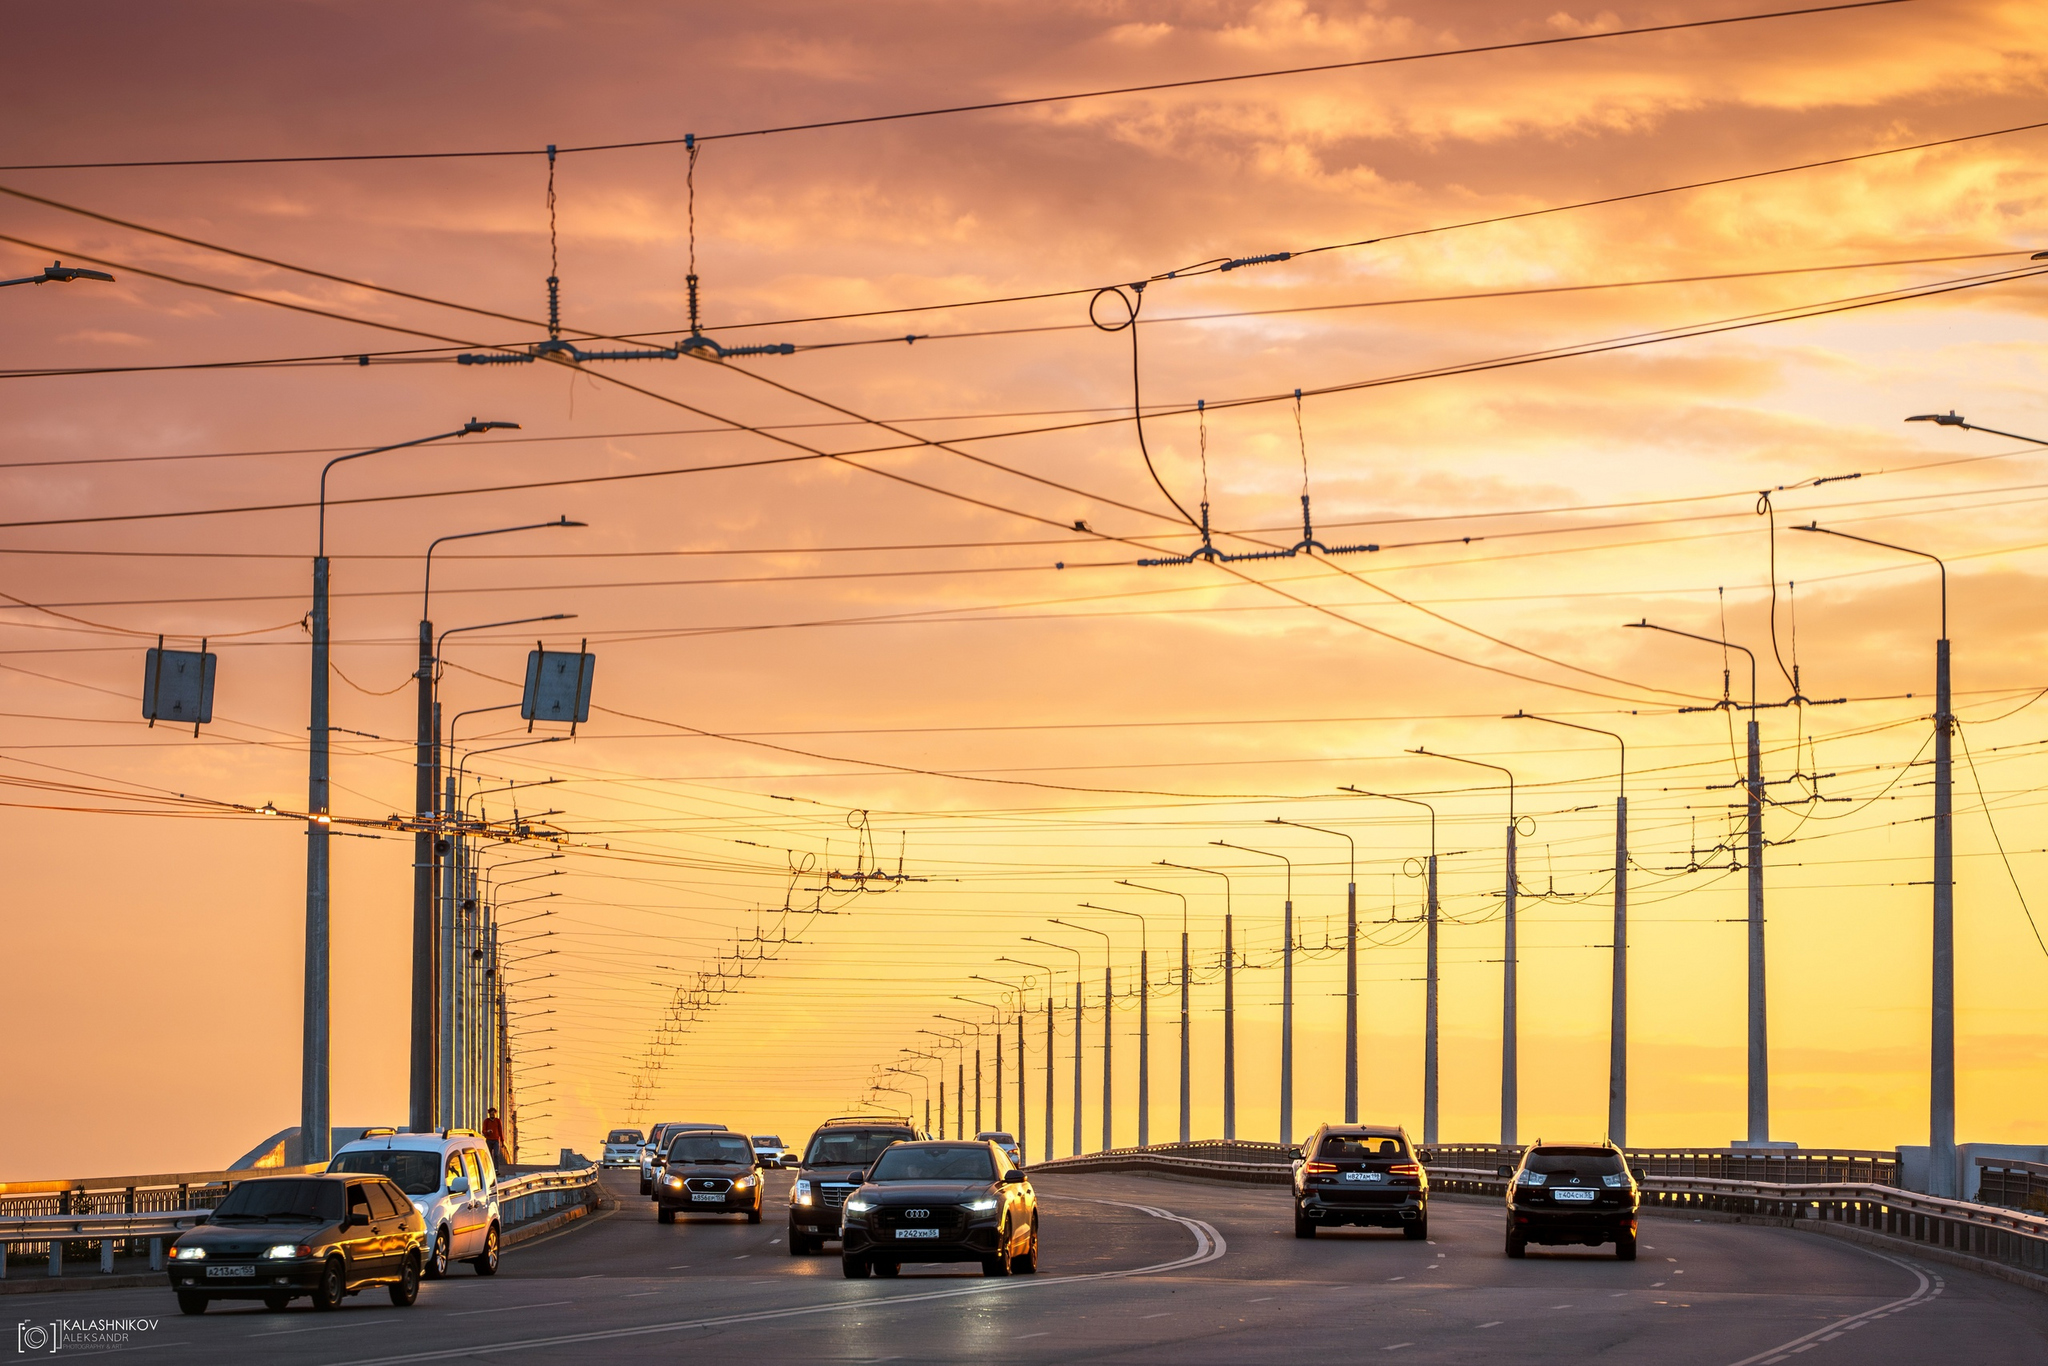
[3,0,2046,1178]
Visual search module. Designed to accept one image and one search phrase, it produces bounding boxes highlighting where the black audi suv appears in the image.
[838,1139,1038,1278]
[1503,1141,1641,1258]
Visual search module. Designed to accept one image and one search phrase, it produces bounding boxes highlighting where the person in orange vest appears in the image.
[482,1109,507,1169]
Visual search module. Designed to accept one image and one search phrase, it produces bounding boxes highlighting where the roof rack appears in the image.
[819,1114,910,1127]
[442,1128,480,1139]
[359,1127,399,1139]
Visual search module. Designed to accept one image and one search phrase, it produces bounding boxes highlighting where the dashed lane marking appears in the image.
[1477,1322,1502,1329]
[1141,1313,1172,1319]
[1383,1343,1413,1351]
[1017,1332,1049,1339]
[1722,1249,1933,1366]
[450,1301,573,1317]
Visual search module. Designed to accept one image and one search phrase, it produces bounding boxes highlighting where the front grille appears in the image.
[820,1183,855,1210]
[876,1207,966,1233]
[686,1178,732,1194]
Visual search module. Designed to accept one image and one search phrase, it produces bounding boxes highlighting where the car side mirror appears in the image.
[785,1159,803,1170]
[1002,1169,1027,1184]
[340,1211,360,1230]
[192,1214,209,1226]
[1495,1165,1512,1178]
[448,1175,470,1195]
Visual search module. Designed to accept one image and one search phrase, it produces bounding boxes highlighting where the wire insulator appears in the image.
[687,273,700,336]
[1219,250,1292,272]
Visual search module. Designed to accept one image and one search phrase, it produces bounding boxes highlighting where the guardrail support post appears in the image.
[100,1237,113,1273]
[150,1237,163,1271]
[49,1235,61,1277]
[1,1241,8,1278]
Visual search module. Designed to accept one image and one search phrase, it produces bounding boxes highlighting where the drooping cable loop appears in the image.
[1091,282,1198,532]
[546,145,560,341]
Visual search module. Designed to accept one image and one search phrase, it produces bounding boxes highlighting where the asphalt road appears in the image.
[12,1170,2045,1363]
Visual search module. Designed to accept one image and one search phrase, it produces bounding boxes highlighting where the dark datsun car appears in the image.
[1292,1124,1429,1238]
[166,1174,425,1314]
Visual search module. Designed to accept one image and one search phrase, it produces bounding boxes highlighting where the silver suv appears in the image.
[329,1128,503,1278]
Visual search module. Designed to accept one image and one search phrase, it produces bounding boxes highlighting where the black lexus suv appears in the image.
[1292,1124,1428,1238]
[838,1139,1038,1278]
[1503,1141,1640,1259]
[787,1115,920,1254]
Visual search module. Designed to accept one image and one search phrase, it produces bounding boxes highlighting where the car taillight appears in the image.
[1303,1161,1339,1174]
[1389,1162,1421,1176]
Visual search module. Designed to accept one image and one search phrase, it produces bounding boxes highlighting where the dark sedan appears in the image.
[166,1174,424,1314]
[1504,1142,1641,1259]
[838,1140,1038,1279]
[655,1130,764,1224]
[1292,1124,1429,1238]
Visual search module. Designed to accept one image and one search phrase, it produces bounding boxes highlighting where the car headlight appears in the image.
[843,1195,873,1213]
[664,1174,685,1187]
[171,1246,205,1261]
[793,1179,813,1206]
[965,1197,999,1213]
[732,1175,756,1190]
[263,1244,312,1259]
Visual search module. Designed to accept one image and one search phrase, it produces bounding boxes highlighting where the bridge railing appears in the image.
[1420,1144,1899,1186]
[1976,1157,2048,1216]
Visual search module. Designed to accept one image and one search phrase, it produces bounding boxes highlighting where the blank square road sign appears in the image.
[143,647,216,725]
[522,648,595,725]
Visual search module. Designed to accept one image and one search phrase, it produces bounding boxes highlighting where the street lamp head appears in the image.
[1905,412,1965,426]
[554,517,588,528]
[461,418,522,435]
[38,261,116,284]
[1623,619,1650,629]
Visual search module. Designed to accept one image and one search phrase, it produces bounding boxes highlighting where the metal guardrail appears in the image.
[1420,1144,1899,1186]
[497,1163,602,1228]
[1976,1157,2048,1216]
[0,1163,325,1222]
[0,1210,208,1279]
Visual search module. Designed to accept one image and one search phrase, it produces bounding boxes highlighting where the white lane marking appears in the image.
[1141,1313,1172,1319]
[769,1239,782,1245]
[1383,1343,1413,1351]
[1653,1282,1666,1287]
[1477,1322,1502,1329]
[323,1194,1226,1366]
[1250,1296,1274,1302]
[1017,1332,1049,1339]
[1610,1291,1627,1297]
[248,1320,396,1339]
[450,1300,573,1318]
[578,1274,604,1279]
[1551,1304,1572,1309]
[1388,1276,1405,1282]
[667,1265,691,1269]
[1721,1249,1932,1366]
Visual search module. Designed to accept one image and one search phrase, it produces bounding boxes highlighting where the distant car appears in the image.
[974,1131,1021,1166]
[839,1139,1038,1279]
[1504,1141,1640,1259]
[657,1130,764,1224]
[1291,1124,1429,1239]
[602,1129,645,1168]
[166,1173,423,1315]
[788,1115,921,1255]
[328,1128,502,1278]
[639,1122,727,1196]
[752,1135,793,1168]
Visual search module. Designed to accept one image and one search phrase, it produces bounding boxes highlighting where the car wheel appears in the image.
[1505,1232,1527,1259]
[1615,1228,1638,1261]
[311,1256,347,1311]
[841,1254,870,1279]
[747,1203,762,1225]
[262,1293,292,1312]
[657,1205,676,1225]
[1404,1217,1428,1241]
[471,1223,500,1276]
[982,1223,1014,1277]
[639,1176,651,1196]
[1293,1206,1315,1239]
[873,1260,901,1277]
[1014,1230,1039,1275]
[423,1226,451,1279]
[176,1292,210,1316]
[788,1234,810,1256]
[388,1252,421,1306]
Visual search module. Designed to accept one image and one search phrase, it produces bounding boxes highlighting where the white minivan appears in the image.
[329,1128,503,1278]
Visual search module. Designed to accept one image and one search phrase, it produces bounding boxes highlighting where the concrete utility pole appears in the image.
[1120,880,1192,1146]
[1630,619,1769,1144]
[1272,820,1358,1123]
[1345,788,1439,1144]
[1796,519,1954,1192]
[998,956,1057,1163]
[1077,903,1151,1146]
[1051,920,1115,1150]
[1159,861,1234,1140]
[1511,714,1628,1146]
[308,419,513,1157]
[1024,937,1086,1154]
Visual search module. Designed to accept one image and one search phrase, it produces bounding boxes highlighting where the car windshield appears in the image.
[328,1150,443,1195]
[668,1134,753,1164]
[976,1133,1015,1145]
[753,1136,783,1147]
[1318,1135,1407,1161]
[805,1130,911,1167]
[607,1130,643,1145]
[212,1179,344,1222]
[1525,1148,1626,1177]
[868,1146,997,1183]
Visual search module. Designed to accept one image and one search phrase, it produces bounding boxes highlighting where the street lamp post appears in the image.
[1794,518,1954,1193]
[412,521,581,1134]
[916,1030,964,1137]
[956,998,1009,1133]
[1271,819,1358,1123]
[1341,789,1439,1143]
[1628,618,1769,1145]
[1119,880,1192,1145]
[1077,903,1151,1146]
[1213,842,1294,1145]
[936,1014,988,1134]
[1510,713,1628,1146]
[1158,862,1235,1140]
[1022,938,1086,1154]
[1409,749,1520,1147]
[1049,920,1115,1151]
[999,956,1058,1162]
[974,974,1034,1163]
[307,418,514,1160]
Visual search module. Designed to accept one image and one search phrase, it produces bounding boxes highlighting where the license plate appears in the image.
[895,1228,940,1240]
[1341,1172,1384,1183]
[690,1193,725,1202]
[1553,1189,1596,1201]
[205,1265,255,1278]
